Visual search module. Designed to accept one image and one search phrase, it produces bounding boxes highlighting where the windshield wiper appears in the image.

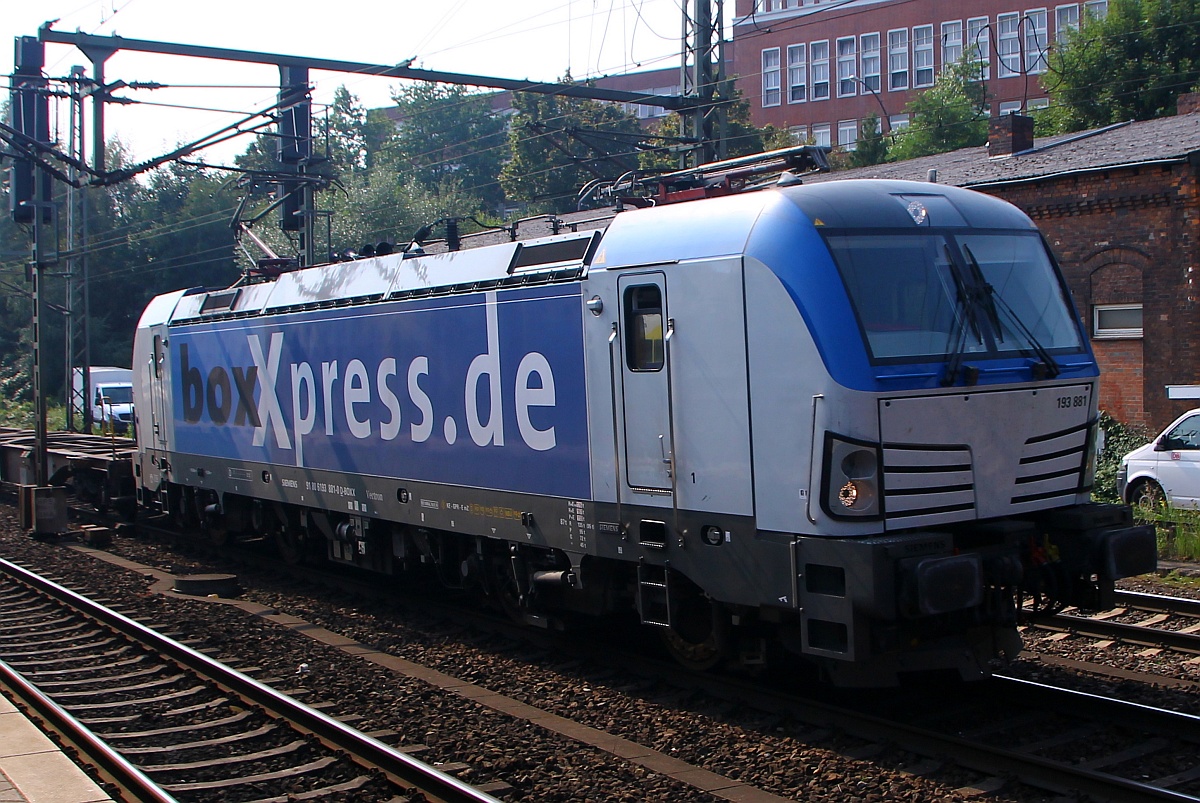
[942,244,984,386]
[961,244,1060,380]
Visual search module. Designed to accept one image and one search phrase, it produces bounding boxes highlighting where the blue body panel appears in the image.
[170,284,591,499]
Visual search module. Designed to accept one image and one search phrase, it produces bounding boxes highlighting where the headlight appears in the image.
[822,433,882,519]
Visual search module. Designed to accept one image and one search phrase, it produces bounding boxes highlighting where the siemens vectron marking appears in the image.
[132,179,1156,685]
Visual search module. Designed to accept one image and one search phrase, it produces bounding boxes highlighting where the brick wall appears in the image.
[977,160,1200,431]
[1093,340,1145,426]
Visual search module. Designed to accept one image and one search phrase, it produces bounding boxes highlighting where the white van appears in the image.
[1119,408,1200,508]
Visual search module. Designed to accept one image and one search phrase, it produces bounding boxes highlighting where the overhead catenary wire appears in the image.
[5,2,1195,283]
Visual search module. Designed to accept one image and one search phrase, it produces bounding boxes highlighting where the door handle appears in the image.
[659,434,673,477]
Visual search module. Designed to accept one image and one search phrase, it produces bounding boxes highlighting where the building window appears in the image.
[942,21,963,69]
[837,37,858,96]
[811,40,831,100]
[999,100,1023,115]
[1028,97,1050,110]
[763,48,782,106]
[968,17,990,80]
[788,44,807,102]
[888,29,909,90]
[998,13,1021,78]
[1084,0,1108,20]
[889,113,910,129]
[812,123,831,147]
[789,124,810,143]
[1025,9,1049,73]
[1055,4,1079,42]
[1093,304,1143,339]
[838,119,858,150]
[913,25,935,87]
[860,33,881,92]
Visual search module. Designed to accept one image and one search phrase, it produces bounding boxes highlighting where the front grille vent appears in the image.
[1011,423,1089,506]
[882,444,975,528]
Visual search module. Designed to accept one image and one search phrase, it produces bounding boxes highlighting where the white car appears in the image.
[1119,408,1200,508]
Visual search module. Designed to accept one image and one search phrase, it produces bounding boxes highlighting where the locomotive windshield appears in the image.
[825,229,1083,364]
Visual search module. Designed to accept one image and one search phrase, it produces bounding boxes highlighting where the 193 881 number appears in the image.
[1056,394,1087,409]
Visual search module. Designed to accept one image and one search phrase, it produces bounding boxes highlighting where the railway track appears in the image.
[11,497,1200,802]
[1033,590,1200,654]
[0,556,501,803]
[77,523,1200,803]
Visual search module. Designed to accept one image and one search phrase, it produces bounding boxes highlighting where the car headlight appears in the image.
[822,433,882,519]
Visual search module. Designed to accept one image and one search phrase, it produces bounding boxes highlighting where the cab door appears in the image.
[617,273,674,494]
[149,332,170,449]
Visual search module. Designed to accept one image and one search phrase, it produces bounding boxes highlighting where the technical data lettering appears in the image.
[171,286,590,499]
[563,500,592,551]
[444,501,522,521]
[304,481,357,497]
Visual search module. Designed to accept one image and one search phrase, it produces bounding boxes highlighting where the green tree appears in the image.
[1048,0,1200,129]
[847,113,889,166]
[389,83,507,211]
[324,86,371,173]
[889,59,988,160]
[501,77,645,213]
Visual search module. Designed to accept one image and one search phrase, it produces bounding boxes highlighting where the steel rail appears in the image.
[0,656,178,803]
[0,557,502,803]
[758,689,1200,803]
[992,674,1200,740]
[1114,589,1200,618]
[1038,611,1200,654]
[588,645,1200,803]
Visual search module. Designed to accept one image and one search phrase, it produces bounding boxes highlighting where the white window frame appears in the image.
[889,113,910,130]
[837,37,858,97]
[967,17,990,80]
[811,40,831,101]
[999,100,1023,115]
[888,29,909,91]
[941,21,963,69]
[787,44,807,103]
[1055,4,1079,42]
[812,123,831,147]
[1024,9,1049,74]
[998,13,1021,78]
[1028,97,1050,110]
[838,119,858,150]
[1083,0,1108,20]
[1093,304,1143,339]
[860,33,881,93]
[913,25,935,87]
[789,124,809,144]
[762,48,782,107]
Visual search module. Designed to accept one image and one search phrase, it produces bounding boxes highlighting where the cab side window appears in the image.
[624,285,664,371]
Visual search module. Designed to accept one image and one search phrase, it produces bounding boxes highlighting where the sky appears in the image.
[2,0,688,164]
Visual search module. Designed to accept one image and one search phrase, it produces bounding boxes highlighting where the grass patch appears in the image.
[1150,570,1200,591]
[1132,504,1200,561]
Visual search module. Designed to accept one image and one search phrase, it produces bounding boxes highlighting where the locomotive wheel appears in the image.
[206,524,230,547]
[661,598,729,671]
[274,527,305,565]
[486,554,528,625]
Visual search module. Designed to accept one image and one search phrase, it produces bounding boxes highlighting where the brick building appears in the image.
[805,98,1200,431]
[732,0,1108,149]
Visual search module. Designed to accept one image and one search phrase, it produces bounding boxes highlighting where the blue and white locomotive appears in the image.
[132,178,1156,685]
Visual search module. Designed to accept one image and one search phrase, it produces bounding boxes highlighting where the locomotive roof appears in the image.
[154,179,1034,327]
